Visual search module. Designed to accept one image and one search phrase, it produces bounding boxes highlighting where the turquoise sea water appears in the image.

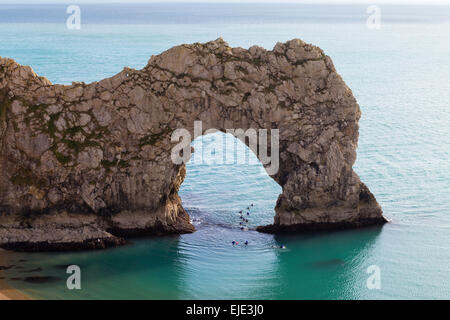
[1,4,450,299]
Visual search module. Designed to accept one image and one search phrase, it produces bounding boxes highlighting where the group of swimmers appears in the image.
[231,240,249,246]
[231,203,254,246]
[238,203,253,231]
[231,203,286,249]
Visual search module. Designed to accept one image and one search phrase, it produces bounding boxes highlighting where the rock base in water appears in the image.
[0,210,194,252]
[257,216,388,234]
[0,238,127,252]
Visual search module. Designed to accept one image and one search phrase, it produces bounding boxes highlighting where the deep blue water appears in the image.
[0,4,449,299]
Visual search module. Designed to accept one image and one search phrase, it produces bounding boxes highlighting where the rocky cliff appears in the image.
[0,38,386,251]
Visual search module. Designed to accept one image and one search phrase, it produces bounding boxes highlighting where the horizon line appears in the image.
[1,0,450,5]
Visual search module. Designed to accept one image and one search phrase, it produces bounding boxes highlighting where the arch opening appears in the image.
[179,131,282,230]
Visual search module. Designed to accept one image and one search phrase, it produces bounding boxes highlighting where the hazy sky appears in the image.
[0,0,448,4]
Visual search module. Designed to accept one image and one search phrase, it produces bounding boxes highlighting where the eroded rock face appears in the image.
[0,38,386,251]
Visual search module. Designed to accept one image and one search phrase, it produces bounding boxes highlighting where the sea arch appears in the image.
[0,38,385,250]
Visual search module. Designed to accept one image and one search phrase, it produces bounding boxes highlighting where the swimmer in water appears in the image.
[232,241,236,245]
[245,241,248,246]
[247,212,250,215]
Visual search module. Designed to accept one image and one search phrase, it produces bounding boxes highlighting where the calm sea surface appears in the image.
[1,4,449,299]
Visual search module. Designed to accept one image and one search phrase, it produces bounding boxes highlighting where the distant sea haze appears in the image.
[0,3,449,299]
[1,3,450,24]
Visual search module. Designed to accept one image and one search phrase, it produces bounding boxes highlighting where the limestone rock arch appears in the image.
[0,39,386,251]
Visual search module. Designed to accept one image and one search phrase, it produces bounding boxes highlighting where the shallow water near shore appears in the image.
[1,4,450,299]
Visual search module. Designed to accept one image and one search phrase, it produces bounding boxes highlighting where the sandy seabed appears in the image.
[0,249,32,300]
